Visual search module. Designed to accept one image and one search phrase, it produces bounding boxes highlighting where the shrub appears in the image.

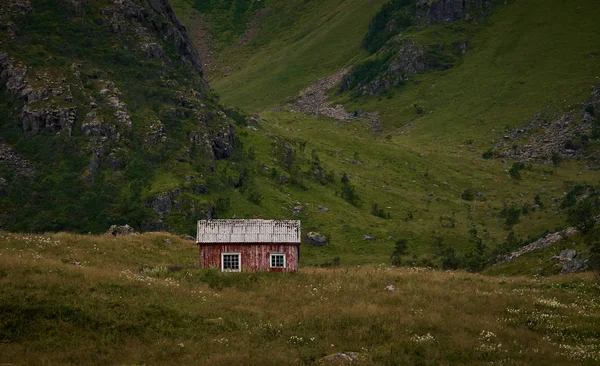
[340,173,360,206]
[461,188,477,201]
[371,203,391,219]
[362,0,416,53]
[551,153,562,166]
[391,238,409,266]
[584,105,595,115]
[500,205,521,229]
[440,247,459,270]
[482,149,496,159]
[463,227,488,272]
[509,162,525,181]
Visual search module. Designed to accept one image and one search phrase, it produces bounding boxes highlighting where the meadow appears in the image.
[1,232,599,365]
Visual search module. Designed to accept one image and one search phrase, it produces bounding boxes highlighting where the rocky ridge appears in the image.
[416,0,494,25]
[288,69,381,131]
[492,86,600,163]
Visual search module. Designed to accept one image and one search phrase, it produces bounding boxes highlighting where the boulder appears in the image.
[364,235,376,241]
[317,352,367,364]
[306,232,328,247]
[105,224,137,236]
[558,249,577,261]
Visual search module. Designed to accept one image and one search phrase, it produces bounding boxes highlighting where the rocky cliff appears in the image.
[342,0,493,95]
[0,0,244,233]
[416,0,494,25]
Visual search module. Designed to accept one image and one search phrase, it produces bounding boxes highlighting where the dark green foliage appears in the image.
[390,238,409,266]
[461,188,477,201]
[192,0,264,49]
[413,104,425,115]
[320,256,341,268]
[215,196,231,217]
[340,173,360,206]
[362,0,416,54]
[584,105,595,115]
[561,185,587,208]
[591,116,600,139]
[551,152,562,166]
[482,149,496,159]
[463,227,488,272]
[509,162,526,181]
[371,203,391,219]
[566,186,600,233]
[441,247,460,270]
[500,205,521,229]
[490,231,522,260]
[343,54,393,91]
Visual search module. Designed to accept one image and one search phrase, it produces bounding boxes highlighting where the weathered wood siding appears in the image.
[200,244,299,272]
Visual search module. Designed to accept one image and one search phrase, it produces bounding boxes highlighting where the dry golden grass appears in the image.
[1,232,599,365]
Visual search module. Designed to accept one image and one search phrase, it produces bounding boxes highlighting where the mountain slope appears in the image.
[169,0,600,268]
[0,0,248,234]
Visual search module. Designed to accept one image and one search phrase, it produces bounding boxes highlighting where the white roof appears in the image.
[197,219,301,244]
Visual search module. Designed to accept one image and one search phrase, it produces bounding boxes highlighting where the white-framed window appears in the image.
[222,253,241,272]
[270,253,286,268]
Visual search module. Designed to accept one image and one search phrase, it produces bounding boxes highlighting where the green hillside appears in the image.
[169,0,600,268]
[1,0,599,270]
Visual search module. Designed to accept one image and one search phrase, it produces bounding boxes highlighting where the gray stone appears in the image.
[105,224,137,236]
[279,174,288,185]
[306,232,328,247]
[364,235,376,241]
[559,249,577,261]
[318,205,330,212]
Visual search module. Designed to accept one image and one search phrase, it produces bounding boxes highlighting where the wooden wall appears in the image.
[199,244,299,272]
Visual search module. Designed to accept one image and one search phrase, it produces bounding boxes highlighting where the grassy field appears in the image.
[1,232,599,365]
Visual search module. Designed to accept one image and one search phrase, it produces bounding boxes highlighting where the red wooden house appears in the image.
[196,219,301,272]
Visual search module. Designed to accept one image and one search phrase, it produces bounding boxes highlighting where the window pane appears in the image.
[271,254,285,268]
[223,254,240,270]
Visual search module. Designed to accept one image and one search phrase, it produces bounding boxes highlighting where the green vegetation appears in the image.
[190,0,264,49]
[2,232,600,364]
[362,0,416,53]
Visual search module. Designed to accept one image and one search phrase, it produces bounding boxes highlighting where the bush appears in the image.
[391,239,409,266]
[551,153,562,166]
[362,0,416,53]
[461,188,477,201]
[482,149,496,159]
[463,227,488,272]
[371,203,391,219]
[340,173,360,206]
[509,162,525,181]
[441,247,459,270]
[500,205,521,229]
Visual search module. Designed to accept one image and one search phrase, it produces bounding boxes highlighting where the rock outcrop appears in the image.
[0,140,34,176]
[493,86,600,163]
[416,0,494,25]
[551,250,588,274]
[497,227,579,263]
[341,40,429,96]
[105,224,138,236]
[306,232,328,247]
